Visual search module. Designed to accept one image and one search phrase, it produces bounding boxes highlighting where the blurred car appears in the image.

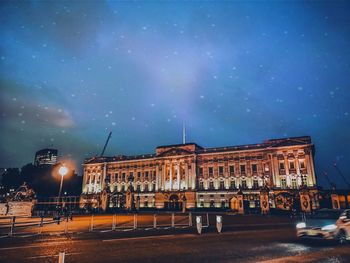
[296,209,350,244]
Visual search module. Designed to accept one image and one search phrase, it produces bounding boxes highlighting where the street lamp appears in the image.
[57,165,68,209]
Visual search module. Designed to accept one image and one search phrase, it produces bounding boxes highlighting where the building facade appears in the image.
[34,148,58,166]
[81,136,318,211]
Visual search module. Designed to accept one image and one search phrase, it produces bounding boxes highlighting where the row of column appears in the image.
[156,159,196,191]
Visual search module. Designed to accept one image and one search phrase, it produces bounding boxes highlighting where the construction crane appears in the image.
[323,171,336,189]
[100,131,112,157]
[334,162,350,189]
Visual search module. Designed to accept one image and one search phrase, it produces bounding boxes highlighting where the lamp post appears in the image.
[57,165,68,210]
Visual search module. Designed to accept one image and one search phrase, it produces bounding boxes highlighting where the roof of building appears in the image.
[84,136,312,164]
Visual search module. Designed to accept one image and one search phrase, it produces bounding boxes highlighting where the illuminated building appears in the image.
[34,148,58,166]
[81,136,319,211]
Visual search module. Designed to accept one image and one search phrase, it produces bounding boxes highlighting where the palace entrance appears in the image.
[165,194,182,211]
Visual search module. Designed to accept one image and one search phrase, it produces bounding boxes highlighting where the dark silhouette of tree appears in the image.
[1,168,22,190]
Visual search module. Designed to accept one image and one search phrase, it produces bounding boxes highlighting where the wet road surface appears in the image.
[1,225,349,263]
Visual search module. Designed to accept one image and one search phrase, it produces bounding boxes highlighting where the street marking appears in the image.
[27,252,81,259]
[0,241,77,251]
[102,234,195,242]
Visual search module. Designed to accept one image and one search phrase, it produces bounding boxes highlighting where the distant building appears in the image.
[34,149,58,166]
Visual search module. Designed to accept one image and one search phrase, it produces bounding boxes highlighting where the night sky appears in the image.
[1,1,349,189]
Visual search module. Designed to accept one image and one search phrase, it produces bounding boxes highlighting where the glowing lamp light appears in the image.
[296,222,306,229]
[58,166,68,177]
[321,224,337,231]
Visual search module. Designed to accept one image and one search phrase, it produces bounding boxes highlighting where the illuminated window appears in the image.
[229,165,235,175]
[281,178,287,188]
[291,178,297,189]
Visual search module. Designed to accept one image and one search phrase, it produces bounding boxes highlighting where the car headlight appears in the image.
[296,222,306,229]
[321,224,337,231]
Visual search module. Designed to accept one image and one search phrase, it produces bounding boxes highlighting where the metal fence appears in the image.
[0,212,212,238]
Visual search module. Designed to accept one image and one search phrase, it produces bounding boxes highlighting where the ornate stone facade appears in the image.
[81,136,318,211]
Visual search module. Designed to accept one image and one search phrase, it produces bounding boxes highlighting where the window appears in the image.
[279,162,285,170]
[240,165,246,174]
[230,180,236,189]
[291,178,297,189]
[136,184,141,191]
[220,181,225,189]
[302,176,308,186]
[199,167,203,176]
[241,180,247,189]
[253,180,259,189]
[137,172,141,180]
[129,172,133,180]
[145,171,149,180]
[208,167,213,177]
[219,166,224,176]
[122,173,126,181]
[209,181,214,189]
[105,174,111,183]
[281,178,287,188]
[229,165,235,175]
[299,160,305,169]
[289,162,295,170]
[144,184,149,192]
[199,181,204,190]
[264,164,269,172]
[252,164,257,173]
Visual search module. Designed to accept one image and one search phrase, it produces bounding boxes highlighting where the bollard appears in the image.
[206,213,209,227]
[112,214,116,231]
[133,214,137,229]
[38,216,44,234]
[216,215,222,233]
[9,216,15,236]
[58,252,65,263]
[171,213,175,227]
[64,216,68,234]
[89,214,94,232]
[153,214,157,229]
[189,212,192,227]
[196,216,202,234]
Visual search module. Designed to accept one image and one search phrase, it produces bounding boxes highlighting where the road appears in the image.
[1,224,349,262]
